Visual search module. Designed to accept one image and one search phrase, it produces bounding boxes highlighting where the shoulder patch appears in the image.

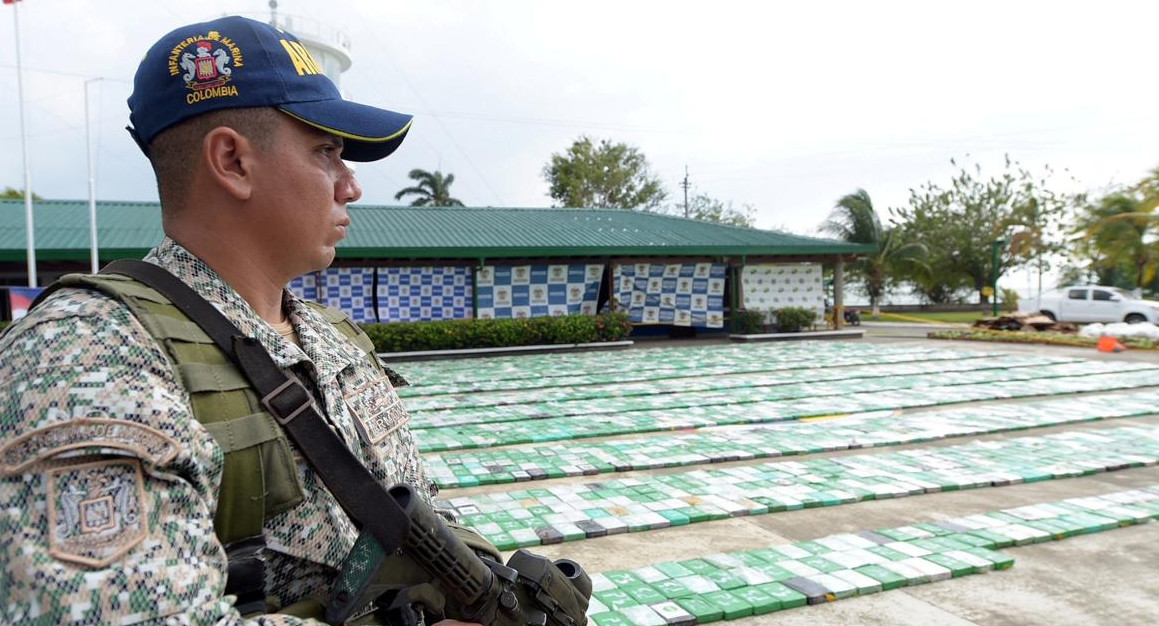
[0,418,180,475]
[47,458,148,567]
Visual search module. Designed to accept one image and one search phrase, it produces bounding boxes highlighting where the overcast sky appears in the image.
[2,0,1157,249]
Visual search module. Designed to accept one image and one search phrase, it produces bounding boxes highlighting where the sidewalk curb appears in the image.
[381,340,635,362]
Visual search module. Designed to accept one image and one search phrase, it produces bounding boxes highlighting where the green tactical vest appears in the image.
[47,272,391,546]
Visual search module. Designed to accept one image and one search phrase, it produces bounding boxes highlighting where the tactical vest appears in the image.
[43,272,389,546]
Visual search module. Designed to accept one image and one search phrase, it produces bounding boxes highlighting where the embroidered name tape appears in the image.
[0,418,180,475]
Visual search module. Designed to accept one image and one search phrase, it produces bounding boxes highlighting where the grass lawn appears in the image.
[859,310,990,325]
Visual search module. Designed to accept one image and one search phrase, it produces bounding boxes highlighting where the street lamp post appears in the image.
[85,77,103,274]
[991,238,1007,317]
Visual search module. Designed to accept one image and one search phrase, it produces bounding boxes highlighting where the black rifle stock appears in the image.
[327,484,592,626]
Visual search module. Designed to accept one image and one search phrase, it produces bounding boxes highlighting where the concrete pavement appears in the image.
[423,327,1159,625]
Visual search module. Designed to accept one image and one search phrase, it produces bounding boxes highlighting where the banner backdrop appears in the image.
[741,263,825,320]
[288,267,375,323]
[612,262,726,328]
[377,266,472,322]
[476,264,603,320]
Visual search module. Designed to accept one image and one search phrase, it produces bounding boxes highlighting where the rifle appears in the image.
[326,484,592,626]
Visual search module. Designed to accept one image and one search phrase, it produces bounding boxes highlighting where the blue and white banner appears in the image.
[612,263,726,328]
[476,264,603,320]
[742,263,824,321]
[289,267,376,322]
[378,266,471,322]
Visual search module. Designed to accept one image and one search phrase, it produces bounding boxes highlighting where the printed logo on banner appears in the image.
[477,267,494,286]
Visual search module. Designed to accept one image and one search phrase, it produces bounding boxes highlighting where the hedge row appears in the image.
[733,307,819,334]
[360,312,633,353]
[928,328,1159,350]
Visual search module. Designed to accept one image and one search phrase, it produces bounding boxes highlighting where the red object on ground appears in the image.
[1097,336,1126,353]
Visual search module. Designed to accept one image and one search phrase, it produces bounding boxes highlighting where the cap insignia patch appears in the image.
[168,30,243,104]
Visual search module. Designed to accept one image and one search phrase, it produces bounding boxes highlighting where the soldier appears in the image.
[0,16,482,625]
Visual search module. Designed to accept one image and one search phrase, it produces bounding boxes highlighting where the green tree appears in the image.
[543,136,667,209]
[1,187,42,200]
[394,169,464,207]
[1001,165,1079,299]
[678,193,755,227]
[1074,193,1158,290]
[819,189,927,316]
[892,157,1071,304]
[1061,166,1159,292]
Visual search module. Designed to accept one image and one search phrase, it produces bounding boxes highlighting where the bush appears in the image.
[774,306,816,333]
[734,310,766,334]
[1000,287,1020,312]
[360,312,633,353]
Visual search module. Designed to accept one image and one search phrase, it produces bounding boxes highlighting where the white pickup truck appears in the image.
[1033,285,1159,324]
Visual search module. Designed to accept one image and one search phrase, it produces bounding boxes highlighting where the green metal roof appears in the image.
[0,199,873,262]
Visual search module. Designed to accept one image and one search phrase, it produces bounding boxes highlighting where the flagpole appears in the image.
[85,77,103,274]
[12,0,36,287]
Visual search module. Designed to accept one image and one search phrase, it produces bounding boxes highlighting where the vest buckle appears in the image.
[262,375,315,424]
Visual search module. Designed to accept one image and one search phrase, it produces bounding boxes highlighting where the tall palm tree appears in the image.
[394,169,465,207]
[820,189,928,317]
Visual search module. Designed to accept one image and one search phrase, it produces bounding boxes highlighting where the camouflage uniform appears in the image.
[0,238,435,624]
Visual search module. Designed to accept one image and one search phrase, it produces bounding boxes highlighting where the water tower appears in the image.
[266,1,352,86]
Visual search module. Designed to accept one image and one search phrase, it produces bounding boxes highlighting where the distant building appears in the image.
[0,200,871,329]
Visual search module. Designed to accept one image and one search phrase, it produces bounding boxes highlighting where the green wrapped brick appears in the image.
[963,547,1015,570]
[676,559,718,575]
[705,569,746,590]
[622,584,668,606]
[924,552,980,577]
[754,582,808,609]
[654,562,695,580]
[731,585,781,615]
[594,589,638,611]
[854,564,909,590]
[652,579,693,600]
[800,556,843,574]
[866,545,911,561]
[658,509,691,526]
[674,596,724,624]
[592,611,635,626]
[702,590,754,620]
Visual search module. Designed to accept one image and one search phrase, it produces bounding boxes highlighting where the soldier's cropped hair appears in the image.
[148,107,282,210]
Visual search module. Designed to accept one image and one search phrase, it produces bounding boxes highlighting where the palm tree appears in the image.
[394,169,464,207]
[1080,193,1158,289]
[820,189,928,317]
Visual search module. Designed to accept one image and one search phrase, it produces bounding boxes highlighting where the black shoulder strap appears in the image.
[99,261,414,588]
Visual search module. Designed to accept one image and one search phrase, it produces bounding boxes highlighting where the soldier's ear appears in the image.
[202,126,255,201]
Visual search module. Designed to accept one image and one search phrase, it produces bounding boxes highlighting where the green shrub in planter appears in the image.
[734,309,766,334]
[774,306,816,332]
[359,312,632,353]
